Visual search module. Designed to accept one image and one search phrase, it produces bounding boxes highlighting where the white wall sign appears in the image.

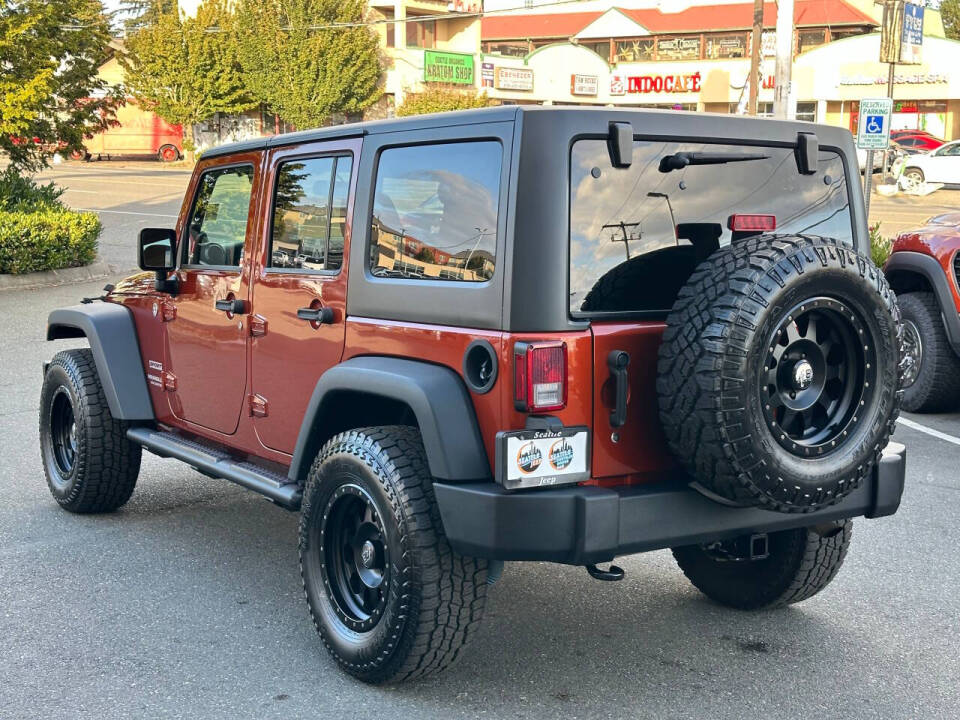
[495,66,534,91]
[571,74,598,96]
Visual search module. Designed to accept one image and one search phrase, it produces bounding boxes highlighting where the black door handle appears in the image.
[215,298,245,314]
[297,306,335,324]
[607,350,630,428]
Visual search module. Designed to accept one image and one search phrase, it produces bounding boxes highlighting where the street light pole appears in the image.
[747,0,764,115]
[773,0,795,119]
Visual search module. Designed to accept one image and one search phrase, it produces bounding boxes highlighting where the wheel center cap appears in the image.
[792,360,814,390]
[360,541,376,568]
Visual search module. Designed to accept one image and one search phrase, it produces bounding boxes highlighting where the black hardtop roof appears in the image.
[200,105,852,160]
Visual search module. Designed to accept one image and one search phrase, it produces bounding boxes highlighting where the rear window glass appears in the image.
[370,141,501,282]
[569,139,852,316]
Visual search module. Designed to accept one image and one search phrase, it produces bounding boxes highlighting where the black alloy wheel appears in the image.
[49,388,78,483]
[761,297,876,457]
[319,484,389,633]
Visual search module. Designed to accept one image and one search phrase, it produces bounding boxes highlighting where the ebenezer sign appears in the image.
[495,67,534,91]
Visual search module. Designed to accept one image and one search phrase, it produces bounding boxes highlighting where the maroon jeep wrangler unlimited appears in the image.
[41,107,905,683]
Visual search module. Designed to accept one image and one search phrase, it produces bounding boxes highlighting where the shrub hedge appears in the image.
[0,209,101,274]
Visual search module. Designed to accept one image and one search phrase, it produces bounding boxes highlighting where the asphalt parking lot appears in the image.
[1,162,959,719]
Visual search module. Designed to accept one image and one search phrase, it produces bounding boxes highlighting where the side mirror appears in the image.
[138,228,179,294]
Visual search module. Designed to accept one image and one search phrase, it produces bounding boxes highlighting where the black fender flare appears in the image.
[46,303,154,421]
[288,356,491,485]
[885,251,960,354]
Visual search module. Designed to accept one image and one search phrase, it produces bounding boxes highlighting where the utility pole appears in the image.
[747,0,764,115]
[602,221,640,261]
[773,0,795,118]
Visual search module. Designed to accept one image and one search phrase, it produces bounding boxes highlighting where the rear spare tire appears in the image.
[657,235,902,513]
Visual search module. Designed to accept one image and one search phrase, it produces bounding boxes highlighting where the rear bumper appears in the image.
[434,442,906,565]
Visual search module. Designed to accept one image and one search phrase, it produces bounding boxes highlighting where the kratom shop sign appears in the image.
[423,50,475,85]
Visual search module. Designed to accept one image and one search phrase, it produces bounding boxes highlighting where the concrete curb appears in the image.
[0,260,117,292]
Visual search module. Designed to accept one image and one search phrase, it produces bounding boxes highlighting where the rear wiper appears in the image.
[659,151,770,173]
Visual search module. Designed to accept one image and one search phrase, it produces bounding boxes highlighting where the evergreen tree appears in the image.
[122,0,256,156]
[0,0,123,170]
[234,0,382,130]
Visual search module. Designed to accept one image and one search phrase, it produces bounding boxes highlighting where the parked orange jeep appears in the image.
[41,108,905,683]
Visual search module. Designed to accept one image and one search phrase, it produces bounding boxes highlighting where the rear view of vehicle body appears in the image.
[41,107,905,684]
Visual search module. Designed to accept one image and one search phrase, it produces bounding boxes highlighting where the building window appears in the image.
[656,36,701,60]
[406,16,435,49]
[830,28,865,42]
[705,33,747,59]
[615,38,654,62]
[796,102,817,122]
[370,142,502,283]
[583,40,610,60]
[797,28,826,53]
[383,9,394,48]
[487,41,528,57]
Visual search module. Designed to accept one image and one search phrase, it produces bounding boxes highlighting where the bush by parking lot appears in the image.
[0,208,101,274]
[0,168,100,275]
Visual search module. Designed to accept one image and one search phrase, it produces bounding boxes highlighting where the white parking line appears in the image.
[74,208,178,219]
[897,416,960,447]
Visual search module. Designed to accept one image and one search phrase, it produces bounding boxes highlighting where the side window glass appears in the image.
[370,141,501,282]
[185,165,254,267]
[270,155,352,272]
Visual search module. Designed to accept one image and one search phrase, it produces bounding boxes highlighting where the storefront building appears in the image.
[795,33,960,140]
[368,0,481,113]
[474,0,959,140]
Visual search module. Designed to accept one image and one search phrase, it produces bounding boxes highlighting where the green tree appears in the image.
[235,0,382,129]
[396,86,491,117]
[123,0,256,156]
[943,1,960,40]
[0,0,122,171]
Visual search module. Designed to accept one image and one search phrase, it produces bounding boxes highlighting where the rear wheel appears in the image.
[39,349,141,513]
[672,520,852,610]
[299,426,488,683]
[157,144,180,162]
[897,292,960,412]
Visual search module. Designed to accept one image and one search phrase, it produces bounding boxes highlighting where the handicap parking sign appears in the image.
[857,99,893,150]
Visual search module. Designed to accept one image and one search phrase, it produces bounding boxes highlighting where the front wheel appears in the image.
[39,349,141,513]
[672,520,852,610]
[299,426,488,684]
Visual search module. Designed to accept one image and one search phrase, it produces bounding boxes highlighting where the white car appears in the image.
[902,140,960,187]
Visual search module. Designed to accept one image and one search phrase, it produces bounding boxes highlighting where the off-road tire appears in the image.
[672,520,852,610]
[897,292,960,413]
[39,349,141,513]
[657,235,902,513]
[299,426,488,684]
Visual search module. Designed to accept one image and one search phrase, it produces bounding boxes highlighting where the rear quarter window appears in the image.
[369,141,501,282]
[569,139,853,317]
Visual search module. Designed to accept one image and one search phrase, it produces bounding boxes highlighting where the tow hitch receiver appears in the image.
[704,533,769,562]
[586,563,625,581]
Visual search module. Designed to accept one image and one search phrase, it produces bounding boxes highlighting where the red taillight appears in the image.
[514,341,567,413]
[728,214,777,232]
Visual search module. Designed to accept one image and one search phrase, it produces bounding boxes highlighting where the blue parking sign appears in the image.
[865,115,884,135]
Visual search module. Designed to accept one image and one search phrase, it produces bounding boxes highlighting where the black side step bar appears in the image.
[127,427,302,510]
